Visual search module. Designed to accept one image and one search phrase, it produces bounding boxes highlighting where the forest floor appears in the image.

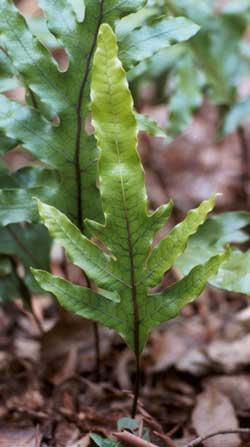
[1,97,250,447]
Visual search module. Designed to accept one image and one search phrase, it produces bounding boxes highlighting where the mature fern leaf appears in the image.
[0,0,146,227]
[0,162,52,299]
[32,24,228,354]
[223,99,250,134]
[0,48,18,93]
[0,217,51,301]
[167,53,204,136]
[0,0,200,228]
[167,0,248,105]
[117,15,200,70]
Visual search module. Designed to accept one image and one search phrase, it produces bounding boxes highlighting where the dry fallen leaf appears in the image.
[0,426,41,447]
[192,385,240,447]
[205,374,250,413]
[207,334,250,373]
[147,319,205,373]
[176,348,209,376]
[54,422,80,447]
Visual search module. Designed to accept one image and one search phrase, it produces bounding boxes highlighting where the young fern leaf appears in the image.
[32,22,228,352]
[32,24,228,413]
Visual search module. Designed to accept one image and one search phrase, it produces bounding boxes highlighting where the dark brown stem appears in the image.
[74,0,104,230]
[131,354,140,418]
[85,274,101,381]
[238,125,250,209]
[93,322,100,381]
[185,429,250,447]
[73,0,104,381]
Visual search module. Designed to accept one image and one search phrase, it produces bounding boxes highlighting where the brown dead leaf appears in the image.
[6,388,44,413]
[207,334,250,373]
[176,348,209,376]
[0,425,41,447]
[192,386,240,447]
[113,349,133,389]
[147,331,187,373]
[55,422,80,447]
[70,435,90,447]
[205,374,250,413]
[147,319,206,373]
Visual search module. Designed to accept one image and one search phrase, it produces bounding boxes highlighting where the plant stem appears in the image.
[238,125,250,209]
[85,274,101,381]
[131,353,141,418]
[93,321,100,381]
[73,0,104,381]
[185,428,250,447]
[61,249,101,379]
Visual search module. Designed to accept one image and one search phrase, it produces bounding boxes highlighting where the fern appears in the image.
[0,0,199,227]
[32,24,228,416]
[176,211,250,294]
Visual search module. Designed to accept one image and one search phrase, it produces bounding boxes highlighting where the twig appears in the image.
[185,428,250,447]
[153,431,177,447]
[113,431,158,447]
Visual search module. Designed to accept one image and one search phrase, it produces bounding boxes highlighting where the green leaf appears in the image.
[0,48,19,92]
[0,220,51,301]
[0,164,58,225]
[0,133,18,154]
[36,200,122,291]
[166,0,213,25]
[25,15,58,48]
[135,112,168,140]
[144,195,217,287]
[90,433,117,447]
[0,256,12,277]
[115,5,157,38]
[0,223,51,292]
[176,211,250,294]
[117,417,139,431]
[168,53,204,136]
[127,45,183,81]
[168,2,248,105]
[212,250,250,294]
[223,99,250,134]
[33,24,228,354]
[0,257,21,301]
[144,250,229,331]
[118,16,200,69]
[31,269,124,336]
[223,0,250,14]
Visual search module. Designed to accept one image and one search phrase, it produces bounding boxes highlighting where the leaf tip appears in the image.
[30,267,40,282]
[98,23,115,41]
